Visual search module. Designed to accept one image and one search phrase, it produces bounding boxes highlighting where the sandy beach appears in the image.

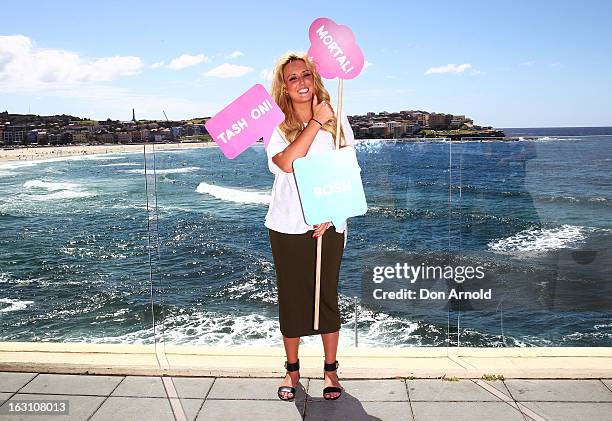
[0,142,218,163]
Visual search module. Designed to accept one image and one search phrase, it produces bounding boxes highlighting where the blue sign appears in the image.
[293,148,367,227]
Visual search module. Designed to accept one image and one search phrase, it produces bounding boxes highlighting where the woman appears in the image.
[265,51,355,402]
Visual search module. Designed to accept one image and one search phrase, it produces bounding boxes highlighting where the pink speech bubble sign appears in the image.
[307,17,364,80]
[205,84,285,159]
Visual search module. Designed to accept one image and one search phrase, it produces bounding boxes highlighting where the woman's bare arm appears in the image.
[272,94,333,173]
[272,121,321,173]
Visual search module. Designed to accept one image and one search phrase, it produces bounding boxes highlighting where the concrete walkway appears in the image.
[1,343,612,420]
[1,372,612,420]
[2,343,612,378]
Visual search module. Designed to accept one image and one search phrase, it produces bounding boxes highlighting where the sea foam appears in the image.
[24,180,81,191]
[196,182,271,205]
[119,166,200,174]
[100,162,142,167]
[487,224,596,253]
[0,154,126,170]
[0,298,34,313]
[23,179,94,201]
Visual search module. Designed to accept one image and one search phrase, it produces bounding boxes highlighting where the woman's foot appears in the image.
[278,360,300,401]
[323,360,342,400]
[278,370,300,400]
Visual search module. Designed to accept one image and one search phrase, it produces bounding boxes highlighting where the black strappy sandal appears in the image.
[277,359,300,401]
[323,360,342,400]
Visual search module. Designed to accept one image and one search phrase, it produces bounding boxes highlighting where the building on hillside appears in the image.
[429,113,453,130]
[72,132,88,143]
[99,133,114,144]
[171,126,182,139]
[117,132,133,143]
[369,122,387,138]
[2,125,26,145]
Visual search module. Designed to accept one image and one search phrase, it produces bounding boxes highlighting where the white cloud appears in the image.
[550,62,563,68]
[151,60,165,69]
[203,63,253,78]
[226,50,244,59]
[0,34,143,91]
[519,61,535,67]
[260,68,274,81]
[168,53,209,70]
[0,35,222,120]
[425,63,472,75]
[364,60,373,69]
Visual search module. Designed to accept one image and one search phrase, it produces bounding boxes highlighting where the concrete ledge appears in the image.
[1,342,611,379]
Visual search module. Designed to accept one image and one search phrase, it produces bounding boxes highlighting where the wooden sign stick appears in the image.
[313,79,344,331]
[314,235,322,330]
[335,79,343,149]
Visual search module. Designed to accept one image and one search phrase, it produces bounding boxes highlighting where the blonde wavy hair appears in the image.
[271,52,344,145]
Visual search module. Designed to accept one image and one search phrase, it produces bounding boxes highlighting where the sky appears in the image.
[1,0,611,127]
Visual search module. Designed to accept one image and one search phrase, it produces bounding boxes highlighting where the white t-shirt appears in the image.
[265,113,356,234]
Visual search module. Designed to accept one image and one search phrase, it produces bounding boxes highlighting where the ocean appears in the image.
[502,126,612,137]
[0,129,610,348]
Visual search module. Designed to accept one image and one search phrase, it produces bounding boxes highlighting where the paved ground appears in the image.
[1,372,611,420]
[3,343,612,379]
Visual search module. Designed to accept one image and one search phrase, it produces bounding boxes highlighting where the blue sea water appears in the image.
[502,126,612,137]
[0,134,610,347]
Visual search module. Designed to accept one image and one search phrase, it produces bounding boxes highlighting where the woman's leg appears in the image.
[279,335,300,399]
[321,330,342,399]
[283,335,300,363]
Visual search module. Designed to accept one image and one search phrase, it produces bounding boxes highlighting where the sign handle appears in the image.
[313,78,344,331]
[313,235,323,330]
[335,79,344,149]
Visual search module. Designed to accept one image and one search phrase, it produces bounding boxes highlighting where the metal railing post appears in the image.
[354,296,359,347]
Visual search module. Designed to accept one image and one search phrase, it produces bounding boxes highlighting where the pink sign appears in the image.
[307,17,364,80]
[205,84,285,159]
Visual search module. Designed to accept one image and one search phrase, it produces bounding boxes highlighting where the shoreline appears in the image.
[0,134,600,163]
[0,142,218,163]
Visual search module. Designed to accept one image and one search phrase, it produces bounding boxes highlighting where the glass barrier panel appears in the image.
[355,139,454,348]
[0,148,155,345]
[455,135,612,347]
[148,138,455,359]
[146,142,280,352]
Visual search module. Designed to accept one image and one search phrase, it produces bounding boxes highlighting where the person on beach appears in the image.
[265,51,355,401]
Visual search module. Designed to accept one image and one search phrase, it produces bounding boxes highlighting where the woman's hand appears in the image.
[312,94,333,126]
[313,222,331,238]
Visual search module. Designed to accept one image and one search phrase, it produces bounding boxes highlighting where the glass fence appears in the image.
[0,136,610,353]
[0,150,154,344]
[450,136,611,347]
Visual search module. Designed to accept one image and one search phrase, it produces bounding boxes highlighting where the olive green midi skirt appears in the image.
[268,228,345,338]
